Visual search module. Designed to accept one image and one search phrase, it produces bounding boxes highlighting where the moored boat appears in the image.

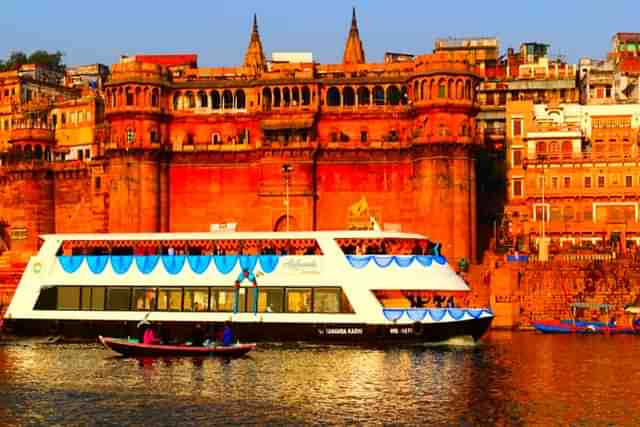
[531,320,639,335]
[532,303,640,335]
[99,335,256,357]
[4,230,493,344]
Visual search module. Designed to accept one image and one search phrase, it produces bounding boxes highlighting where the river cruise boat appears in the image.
[3,231,493,344]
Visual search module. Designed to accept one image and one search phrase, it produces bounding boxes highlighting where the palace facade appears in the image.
[0,10,482,265]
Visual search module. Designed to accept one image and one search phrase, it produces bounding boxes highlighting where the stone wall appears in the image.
[480,258,640,328]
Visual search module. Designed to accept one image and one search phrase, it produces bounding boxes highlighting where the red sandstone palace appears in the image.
[0,10,482,264]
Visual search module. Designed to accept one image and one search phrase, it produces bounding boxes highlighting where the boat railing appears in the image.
[56,254,284,275]
[382,307,492,322]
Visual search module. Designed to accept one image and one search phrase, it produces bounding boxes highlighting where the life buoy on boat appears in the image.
[413,321,424,336]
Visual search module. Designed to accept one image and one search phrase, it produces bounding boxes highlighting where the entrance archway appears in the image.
[0,218,10,253]
[274,215,297,232]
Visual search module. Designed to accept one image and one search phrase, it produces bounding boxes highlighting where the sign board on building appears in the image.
[10,227,28,241]
[210,223,237,233]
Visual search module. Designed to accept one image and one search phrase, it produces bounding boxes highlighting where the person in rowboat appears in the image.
[143,325,159,345]
[223,321,234,346]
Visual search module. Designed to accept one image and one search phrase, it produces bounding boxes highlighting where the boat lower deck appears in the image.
[3,317,493,344]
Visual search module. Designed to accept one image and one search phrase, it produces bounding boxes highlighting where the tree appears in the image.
[28,50,65,71]
[0,50,65,72]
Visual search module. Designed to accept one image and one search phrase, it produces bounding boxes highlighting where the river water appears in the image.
[0,331,638,426]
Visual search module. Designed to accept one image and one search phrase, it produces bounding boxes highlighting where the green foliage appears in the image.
[0,50,65,72]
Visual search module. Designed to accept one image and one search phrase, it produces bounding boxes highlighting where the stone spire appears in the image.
[243,14,266,72]
[342,8,366,65]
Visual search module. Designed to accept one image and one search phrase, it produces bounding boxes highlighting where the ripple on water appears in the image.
[0,332,639,425]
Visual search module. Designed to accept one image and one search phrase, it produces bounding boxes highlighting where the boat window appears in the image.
[106,288,131,311]
[247,287,284,313]
[81,288,91,310]
[133,288,157,311]
[57,287,81,310]
[34,287,57,310]
[341,290,355,314]
[286,288,312,313]
[212,288,235,312]
[313,288,341,313]
[91,287,105,310]
[81,287,106,311]
[157,288,182,311]
[184,288,209,312]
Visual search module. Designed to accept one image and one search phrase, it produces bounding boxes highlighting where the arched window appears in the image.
[211,91,221,109]
[262,88,272,109]
[456,80,464,99]
[448,79,454,99]
[373,86,384,105]
[126,87,134,106]
[151,88,159,107]
[460,123,468,136]
[292,87,300,106]
[283,87,291,107]
[173,93,180,110]
[52,114,57,129]
[438,79,446,98]
[34,145,43,160]
[357,86,370,105]
[273,88,281,107]
[465,80,471,99]
[563,206,575,221]
[211,133,221,145]
[222,90,233,109]
[420,80,426,100]
[127,128,136,144]
[61,113,66,125]
[326,87,340,106]
[198,91,208,108]
[413,81,419,100]
[386,85,401,105]
[24,145,33,160]
[235,90,246,109]
[301,86,310,105]
[343,87,355,106]
[186,91,195,109]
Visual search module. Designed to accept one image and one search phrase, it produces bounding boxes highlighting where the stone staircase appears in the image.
[0,252,27,328]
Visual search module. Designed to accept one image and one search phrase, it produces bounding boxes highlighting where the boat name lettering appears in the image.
[389,328,414,335]
[283,258,320,274]
[323,328,363,335]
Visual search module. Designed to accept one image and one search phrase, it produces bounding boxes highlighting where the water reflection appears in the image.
[0,333,638,425]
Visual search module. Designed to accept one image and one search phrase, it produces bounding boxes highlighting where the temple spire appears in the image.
[243,14,266,72]
[342,8,365,65]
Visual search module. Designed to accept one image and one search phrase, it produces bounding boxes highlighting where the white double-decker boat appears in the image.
[4,230,493,344]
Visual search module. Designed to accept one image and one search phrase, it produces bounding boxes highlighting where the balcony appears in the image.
[524,150,639,164]
[8,128,55,143]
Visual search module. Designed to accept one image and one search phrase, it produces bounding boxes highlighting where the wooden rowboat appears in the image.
[99,335,256,357]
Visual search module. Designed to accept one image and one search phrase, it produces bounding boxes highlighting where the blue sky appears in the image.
[1,0,637,67]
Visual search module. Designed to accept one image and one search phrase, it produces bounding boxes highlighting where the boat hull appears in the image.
[99,336,256,357]
[4,316,493,345]
[532,320,640,335]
